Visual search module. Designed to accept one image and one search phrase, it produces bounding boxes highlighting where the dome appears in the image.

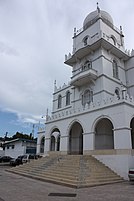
[83,9,113,30]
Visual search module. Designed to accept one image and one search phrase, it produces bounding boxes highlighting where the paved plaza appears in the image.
[0,165,134,201]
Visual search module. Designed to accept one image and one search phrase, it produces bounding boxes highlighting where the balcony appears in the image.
[70,63,98,86]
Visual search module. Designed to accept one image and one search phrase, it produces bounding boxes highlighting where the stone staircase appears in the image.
[7,155,124,188]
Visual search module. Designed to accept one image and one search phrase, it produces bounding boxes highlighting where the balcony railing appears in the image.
[70,63,97,86]
[72,62,92,77]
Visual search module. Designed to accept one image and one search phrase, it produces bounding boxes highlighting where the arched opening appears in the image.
[50,136,56,151]
[83,35,89,46]
[95,118,114,150]
[110,36,116,46]
[82,89,93,106]
[57,135,60,151]
[50,128,60,152]
[66,91,71,106]
[69,122,83,155]
[40,136,45,153]
[58,94,62,109]
[113,60,119,79]
[130,118,134,149]
[82,60,92,71]
[115,88,120,99]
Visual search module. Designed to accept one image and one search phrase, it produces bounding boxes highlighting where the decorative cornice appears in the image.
[113,127,131,131]
[46,95,134,124]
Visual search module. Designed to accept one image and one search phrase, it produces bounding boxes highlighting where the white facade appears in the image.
[38,6,134,179]
[4,139,37,158]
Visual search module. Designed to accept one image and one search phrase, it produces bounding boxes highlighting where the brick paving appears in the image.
[0,166,134,201]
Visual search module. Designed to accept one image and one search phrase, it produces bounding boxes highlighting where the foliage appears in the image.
[0,132,35,141]
[12,132,34,140]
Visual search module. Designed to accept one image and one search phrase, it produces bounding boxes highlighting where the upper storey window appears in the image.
[110,36,116,46]
[83,35,89,46]
[115,88,120,99]
[58,94,62,109]
[66,91,70,106]
[82,89,93,106]
[82,60,92,71]
[113,60,119,79]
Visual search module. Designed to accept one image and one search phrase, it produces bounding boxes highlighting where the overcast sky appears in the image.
[0,0,134,137]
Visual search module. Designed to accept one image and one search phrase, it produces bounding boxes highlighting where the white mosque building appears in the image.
[37,5,134,179]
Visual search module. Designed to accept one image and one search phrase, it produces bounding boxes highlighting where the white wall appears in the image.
[94,154,134,180]
[5,141,25,158]
[41,8,134,181]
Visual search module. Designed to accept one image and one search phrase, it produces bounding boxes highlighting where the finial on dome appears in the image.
[97,2,100,13]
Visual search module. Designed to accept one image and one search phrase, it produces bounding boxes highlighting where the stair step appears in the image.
[7,155,124,188]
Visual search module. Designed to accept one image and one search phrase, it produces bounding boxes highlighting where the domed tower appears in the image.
[83,7,114,30]
[41,4,134,180]
[65,4,129,103]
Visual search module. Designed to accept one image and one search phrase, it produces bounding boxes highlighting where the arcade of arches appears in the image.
[47,117,134,154]
[50,129,61,151]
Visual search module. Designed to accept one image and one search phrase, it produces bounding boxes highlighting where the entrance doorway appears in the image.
[95,118,114,149]
[69,122,83,155]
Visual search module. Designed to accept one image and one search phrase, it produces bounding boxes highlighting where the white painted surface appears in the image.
[4,140,37,158]
[37,7,134,179]
[94,155,134,180]
[4,141,25,158]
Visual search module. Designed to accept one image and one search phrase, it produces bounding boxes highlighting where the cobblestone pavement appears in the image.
[0,166,134,201]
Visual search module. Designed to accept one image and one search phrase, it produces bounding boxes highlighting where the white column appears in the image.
[36,143,40,154]
[60,136,69,154]
[83,132,94,151]
[114,127,132,149]
[44,137,50,154]
[36,134,41,154]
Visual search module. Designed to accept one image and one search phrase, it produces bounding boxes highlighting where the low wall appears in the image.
[93,154,134,180]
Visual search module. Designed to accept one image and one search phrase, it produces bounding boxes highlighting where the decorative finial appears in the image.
[120,26,123,35]
[97,2,100,13]
[54,80,57,92]
[46,108,49,121]
[46,108,48,116]
[74,27,76,36]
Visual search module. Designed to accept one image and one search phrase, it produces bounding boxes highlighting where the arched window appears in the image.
[115,88,120,99]
[113,60,119,79]
[95,118,114,150]
[57,135,60,151]
[66,91,70,106]
[50,136,55,151]
[82,89,93,106]
[82,60,92,71]
[110,35,116,46]
[58,94,62,109]
[83,35,89,46]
